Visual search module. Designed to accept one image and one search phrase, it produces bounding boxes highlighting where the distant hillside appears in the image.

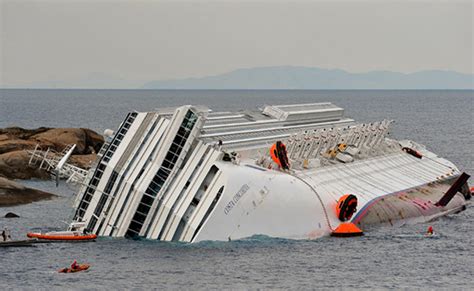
[142,66,474,89]
[19,72,145,89]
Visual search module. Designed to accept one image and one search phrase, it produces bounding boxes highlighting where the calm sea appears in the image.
[0,89,473,289]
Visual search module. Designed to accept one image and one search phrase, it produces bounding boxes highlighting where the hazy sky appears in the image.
[1,0,472,87]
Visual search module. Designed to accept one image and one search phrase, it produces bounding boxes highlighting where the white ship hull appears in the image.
[194,153,467,242]
[71,102,471,242]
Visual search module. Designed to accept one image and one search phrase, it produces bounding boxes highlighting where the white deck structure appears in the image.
[72,103,471,242]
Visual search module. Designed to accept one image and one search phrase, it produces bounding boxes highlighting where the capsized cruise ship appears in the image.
[71,102,471,242]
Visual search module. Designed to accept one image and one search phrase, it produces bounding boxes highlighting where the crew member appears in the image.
[1,229,6,241]
[426,226,434,235]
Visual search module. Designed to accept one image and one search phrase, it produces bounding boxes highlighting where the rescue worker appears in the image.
[426,226,434,235]
[71,260,79,270]
[1,229,6,241]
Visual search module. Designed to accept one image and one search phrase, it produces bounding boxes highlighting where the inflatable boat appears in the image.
[58,264,90,273]
[27,221,96,241]
[27,232,97,241]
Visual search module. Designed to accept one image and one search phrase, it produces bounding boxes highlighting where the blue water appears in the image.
[0,89,473,288]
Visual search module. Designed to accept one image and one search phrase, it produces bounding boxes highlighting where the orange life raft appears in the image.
[331,222,364,237]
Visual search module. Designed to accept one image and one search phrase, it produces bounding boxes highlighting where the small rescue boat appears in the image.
[27,232,97,241]
[27,221,97,241]
[58,264,90,273]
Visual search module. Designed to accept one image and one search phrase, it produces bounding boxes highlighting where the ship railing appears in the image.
[27,143,89,185]
[285,120,393,163]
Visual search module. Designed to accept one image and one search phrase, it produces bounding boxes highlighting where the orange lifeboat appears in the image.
[270,141,290,170]
[335,194,358,221]
[402,147,422,159]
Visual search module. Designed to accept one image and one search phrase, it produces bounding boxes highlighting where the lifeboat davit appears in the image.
[58,264,90,273]
[27,232,97,241]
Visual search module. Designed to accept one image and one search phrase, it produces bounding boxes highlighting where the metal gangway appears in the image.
[27,144,89,185]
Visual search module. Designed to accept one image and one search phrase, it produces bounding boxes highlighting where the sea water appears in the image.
[0,89,472,288]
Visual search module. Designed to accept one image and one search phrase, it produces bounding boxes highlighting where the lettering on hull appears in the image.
[224,184,250,215]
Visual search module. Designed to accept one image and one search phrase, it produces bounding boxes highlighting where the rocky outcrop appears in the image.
[5,212,20,218]
[0,150,50,180]
[0,127,104,180]
[29,128,103,155]
[0,177,56,206]
[0,127,102,207]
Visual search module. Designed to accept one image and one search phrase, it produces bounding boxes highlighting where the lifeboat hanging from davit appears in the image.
[270,141,290,170]
[335,194,358,221]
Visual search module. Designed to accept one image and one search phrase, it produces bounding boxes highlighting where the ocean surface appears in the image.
[0,89,473,289]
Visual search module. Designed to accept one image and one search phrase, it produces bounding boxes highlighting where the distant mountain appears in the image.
[142,66,474,89]
[20,72,145,89]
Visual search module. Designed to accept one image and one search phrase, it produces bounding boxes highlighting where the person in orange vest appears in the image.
[426,226,434,235]
[71,260,79,270]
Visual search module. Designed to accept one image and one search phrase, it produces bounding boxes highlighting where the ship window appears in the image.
[141,194,155,205]
[162,159,171,169]
[91,178,99,187]
[82,195,92,203]
[103,171,118,194]
[150,182,163,193]
[133,212,147,223]
[77,208,85,219]
[87,216,98,232]
[191,198,199,206]
[137,203,151,214]
[156,170,169,181]
[149,180,160,189]
[170,143,179,153]
[128,221,141,233]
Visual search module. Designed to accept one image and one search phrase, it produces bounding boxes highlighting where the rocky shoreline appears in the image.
[0,177,56,207]
[0,127,104,206]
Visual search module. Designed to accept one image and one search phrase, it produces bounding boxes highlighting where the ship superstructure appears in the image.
[72,102,471,242]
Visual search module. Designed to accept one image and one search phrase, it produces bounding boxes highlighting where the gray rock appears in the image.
[4,212,20,218]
